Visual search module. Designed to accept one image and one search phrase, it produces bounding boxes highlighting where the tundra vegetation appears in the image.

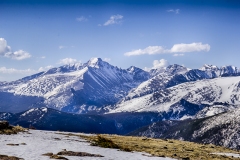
[63,133,240,160]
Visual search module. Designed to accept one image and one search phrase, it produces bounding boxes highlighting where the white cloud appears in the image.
[4,50,31,60]
[38,65,53,72]
[59,58,80,65]
[173,53,184,56]
[0,67,35,74]
[103,58,111,62]
[59,45,74,49]
[144,59,169,71]
[152,59,169,69]
[59,45,66,49]
[170,43,210,53]
[40,56,46,59]
[0,38,31,60]
[0,38,11,55]
[167,9,180,14]
[124,46,166,56]
[103,14,123,26]
[76,16,88,22]
[124,42,210,56]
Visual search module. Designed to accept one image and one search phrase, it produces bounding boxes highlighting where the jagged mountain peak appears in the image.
[220,65,238,72]
[200,64,237,72]
[88,57,102,64]
[165,64,188,75]
[127,66,145,73]
[200,64,219,71]
[43,63,84,75]
[86,57,105,68]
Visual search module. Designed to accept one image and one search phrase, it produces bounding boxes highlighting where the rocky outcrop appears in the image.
[0,121,9,130]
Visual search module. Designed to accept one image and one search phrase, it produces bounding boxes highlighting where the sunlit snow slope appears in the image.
[110,76,240,117]
[0,58,149,113]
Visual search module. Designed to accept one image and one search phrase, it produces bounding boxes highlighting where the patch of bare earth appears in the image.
[43,150,103,159]
[0,154,24,160]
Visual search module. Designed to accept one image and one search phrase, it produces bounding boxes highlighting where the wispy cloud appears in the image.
[125,46,166,56]
[0,38,31,60]
[38,65,53,72]
[59,45,66,49]
[4,50,31,60]
[173,53,184,56]
[170,43,210,53]
[59,45,74,49]
[0,67,35,74]
[102,14,123,26]
[59,58,80,65]
[103,58,111,62]
[167,9,180,14]
[124,43,210,56]
[76,16,88,22]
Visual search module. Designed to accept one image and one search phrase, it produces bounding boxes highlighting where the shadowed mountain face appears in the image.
[0,107,165,135]
[128,107,240,150]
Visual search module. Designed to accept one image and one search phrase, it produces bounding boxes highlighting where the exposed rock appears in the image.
[0,154,23,160]
[0,121,9,129]
[57,150,103,157]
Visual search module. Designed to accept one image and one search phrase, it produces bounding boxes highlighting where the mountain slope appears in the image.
[128,107,240,150]
[109,76,240,119]
[121,64,239,103]
[0,58,149,113]
[0,107,165,134]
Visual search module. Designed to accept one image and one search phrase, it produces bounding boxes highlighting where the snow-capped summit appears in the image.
[43,63,84,75]
[200,64,238,77]
[165,64,188,75]
[86,57,104,68]
[127,66,150,82]
[200,64,219,71]
[220,65,238,75]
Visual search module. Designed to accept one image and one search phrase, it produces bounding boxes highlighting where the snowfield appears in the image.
[0,130,174,160]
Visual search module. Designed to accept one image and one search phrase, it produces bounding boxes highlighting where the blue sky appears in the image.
[0,0,240,81]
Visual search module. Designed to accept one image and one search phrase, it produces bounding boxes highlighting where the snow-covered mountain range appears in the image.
[109,76,240,117]
[0,57,240,119]
[0,58,149,113]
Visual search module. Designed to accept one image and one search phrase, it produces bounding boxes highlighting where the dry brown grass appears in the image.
[62,133,240,160]
[0,125,26,135]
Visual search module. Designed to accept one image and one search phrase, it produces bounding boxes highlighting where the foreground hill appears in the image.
[128,107,240,150]
[0,130,171,160]
[0,129,239,160]
[3,107,240,151]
